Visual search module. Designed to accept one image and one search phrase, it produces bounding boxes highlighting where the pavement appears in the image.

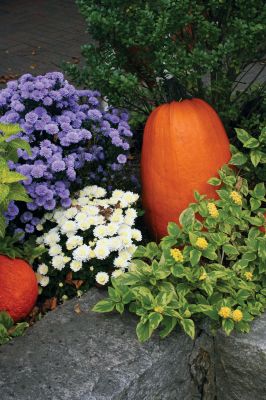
[0,1,264,89]
[0,0,88,81]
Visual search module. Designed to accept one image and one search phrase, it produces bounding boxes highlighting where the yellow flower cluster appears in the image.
[170,248,184,262]
[218,306,231,319]
[218,307,243,322]
[244,271,253,281]
[199,271,207,280]
[207,202,219,218]
[154,306,164,314]
[196,237,208,250]
[232,309,243,322]
[230,191,242,205]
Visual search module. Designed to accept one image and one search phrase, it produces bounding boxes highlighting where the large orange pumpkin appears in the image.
[0,255,38,321]
[141,98,231,240]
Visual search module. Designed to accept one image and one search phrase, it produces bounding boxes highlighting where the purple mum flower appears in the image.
[117,154,127,164]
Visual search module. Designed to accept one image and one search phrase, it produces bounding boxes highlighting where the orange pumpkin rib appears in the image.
[141,98,231,240]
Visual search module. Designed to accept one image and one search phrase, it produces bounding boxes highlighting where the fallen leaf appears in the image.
[74,303,82,314]
[72,280,84,289]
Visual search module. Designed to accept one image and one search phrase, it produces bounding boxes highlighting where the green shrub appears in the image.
[67,0,266,130]
[230,126,266,183]
[0,311,28,346]
[0,123,31,238]
[93,164,266,341]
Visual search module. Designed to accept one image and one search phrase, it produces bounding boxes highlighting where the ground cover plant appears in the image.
[67,0,266,132]
[93,162,266,341]
[0,72,134,236]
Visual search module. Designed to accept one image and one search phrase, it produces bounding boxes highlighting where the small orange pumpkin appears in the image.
[0,255,38,321]
[141,98,231,240]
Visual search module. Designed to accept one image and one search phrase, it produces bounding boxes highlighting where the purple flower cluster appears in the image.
[0,72,133,233]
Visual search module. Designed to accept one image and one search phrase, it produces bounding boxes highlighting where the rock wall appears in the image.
[0,289,265,400]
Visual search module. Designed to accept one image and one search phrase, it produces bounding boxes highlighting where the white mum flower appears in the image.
[54,210,65,221]
[82,205,99,216]
[73,244,91,262]
[39,275,50,287]
[77,196,90,206]
[49,244,62,257]
[61,220,77,234]
[89,249,96,258]
[37,263,49,275]
[119,250,132,261]
[95,187,106,198]
[44,231,60,245]
[120,192,139,207]
[93,225,108,239]
[125,208,137,219]
[36,236,44,245]
[66,235,83,250]
[39,276,50,287]
[131,229,142,241]
[118,224,132,236]
[77,219,92,231]
[36,224,43,231]
[110,209,124,224]
[120,236,133,248]
[108,236,123,251]
[95,271,109,285]
[114,256,129,269]
[111,189,124,199]
[52,255,66,270]
[75,212,88,223]
[127,244,138,255]
[94,245,110,260]
[94,215,105,225]
[70,260,82,272]
[112,269,124,278]
[65,207,78,219]
[106,222,119,236]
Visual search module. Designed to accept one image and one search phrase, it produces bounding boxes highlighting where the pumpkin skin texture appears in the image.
[141,98,231,240]
[0,255,38,322]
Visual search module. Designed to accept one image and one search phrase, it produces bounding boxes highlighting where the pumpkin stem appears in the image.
[163,76,193,102]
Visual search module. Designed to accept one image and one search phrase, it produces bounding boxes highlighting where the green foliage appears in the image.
[0,311,28,346]
[230,126,266,183]
[0,123,31,238]
[67,0,266,130]
[0,234,46,264]
[93,165,266,341]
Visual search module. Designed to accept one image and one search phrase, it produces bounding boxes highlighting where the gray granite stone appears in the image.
[214,313,266,400]
[0,289,198,400]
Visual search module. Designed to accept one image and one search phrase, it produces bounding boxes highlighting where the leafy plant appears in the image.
[67,0,266,130]
[230,126,266,183]
[93,164,266,341]
[0,234,46,264]
[0,123,31,238]
[0,311,28,346]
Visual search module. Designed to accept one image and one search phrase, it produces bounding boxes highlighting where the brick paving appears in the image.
[0,0,265,89]
[0,0,88,79]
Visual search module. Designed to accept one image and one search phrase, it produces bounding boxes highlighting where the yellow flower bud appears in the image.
[230,191,242,206]
[199,271,207,280]
[196,237,208,250]
[244,271,253,281]
[154,306,164,314]
[207,203,219,218]
[170,248,184,262]
[232,309,243,322]
[218,306,231,319]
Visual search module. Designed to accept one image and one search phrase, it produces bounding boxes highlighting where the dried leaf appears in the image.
[72,280,84,289]
[74,303,82,314]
